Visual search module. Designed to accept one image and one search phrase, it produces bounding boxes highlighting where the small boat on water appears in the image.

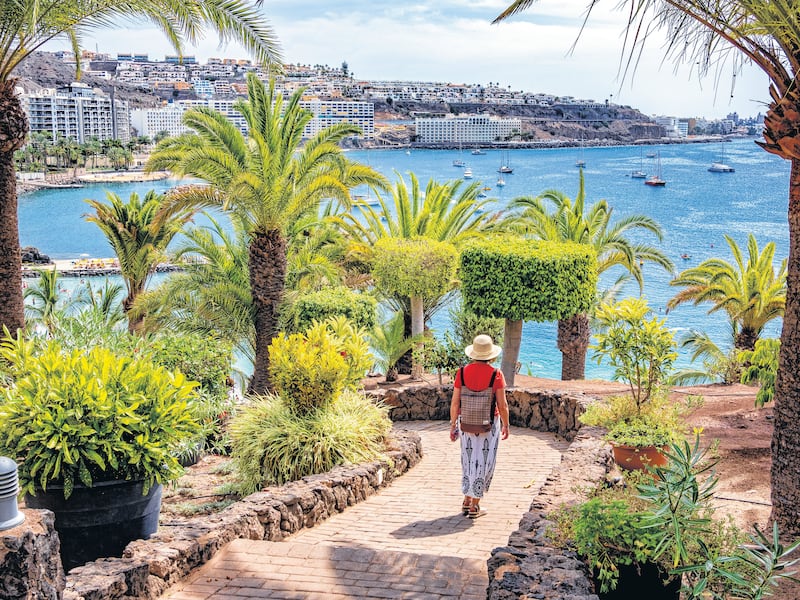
[646,151,657,158]
[463,167,473,179]
[498,151,513,173]
[471,148,485,155]
[631,171,647,179]
[645,151,666,186]
[496,177,505,187]
[708,145,734,172]
[575,136,586,168]
[453,159,466,167]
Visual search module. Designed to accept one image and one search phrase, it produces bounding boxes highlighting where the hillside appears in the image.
[12,52,161,109]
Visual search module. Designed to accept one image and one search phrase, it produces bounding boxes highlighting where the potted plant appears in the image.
[585,298,682,470]
[0,334,199,570]
[552,435,800,599]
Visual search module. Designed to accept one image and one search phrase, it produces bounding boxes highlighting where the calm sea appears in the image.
[18,138,791,379]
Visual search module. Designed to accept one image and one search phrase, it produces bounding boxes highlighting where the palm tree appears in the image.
[146,74,387,394]
[668,234,786,352]
[23,267,67,334]
[132,215,256,368]
[84,190,194,333]
[0,0,281,339]
[505,171,673,379]
[495,0,800,537]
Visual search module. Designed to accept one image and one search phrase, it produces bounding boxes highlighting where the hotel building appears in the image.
[414,114,522,144]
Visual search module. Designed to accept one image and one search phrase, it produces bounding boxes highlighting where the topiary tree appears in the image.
[372,237,458,379]
[460,236,597,386]
[281,287,376,334]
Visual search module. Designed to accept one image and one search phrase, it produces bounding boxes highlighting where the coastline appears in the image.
[16,169,171,196]
[22,258,181,278]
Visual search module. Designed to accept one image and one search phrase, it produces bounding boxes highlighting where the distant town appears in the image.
[13,50,764,150]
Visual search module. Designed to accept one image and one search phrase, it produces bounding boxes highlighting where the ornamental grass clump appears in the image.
[0,334,200,498]
[230,318,391,494]
[230,389,391,494]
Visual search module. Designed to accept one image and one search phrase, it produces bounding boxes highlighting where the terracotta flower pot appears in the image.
[611,444,669,471]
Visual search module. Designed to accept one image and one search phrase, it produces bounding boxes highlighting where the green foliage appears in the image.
[140,331,233,400]
[313,316,373,388]
[449,297,504,349]
[268,321,368,415]
[592,298,677,407]
[672,330,743,385]
[459,236,597,321]
[424,332,467,382]
[281,287,377,334]
[229,388,392,493]
[0,336,200,498]
[368,311,417,380]
[572,497,662,592]
[580,393,686,448]
[372,237,457,299]
[739,338,780,407]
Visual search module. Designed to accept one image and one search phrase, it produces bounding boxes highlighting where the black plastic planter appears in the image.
[595,562,681,600]
[26,479,162,571]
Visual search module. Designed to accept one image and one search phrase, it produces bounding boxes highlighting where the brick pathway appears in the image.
[161,422,568,600]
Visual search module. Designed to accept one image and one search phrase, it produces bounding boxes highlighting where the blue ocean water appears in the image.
[18,139,791,379]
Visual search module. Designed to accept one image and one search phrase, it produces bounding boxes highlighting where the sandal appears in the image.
[467,504,486,519]
[462,499,471,515]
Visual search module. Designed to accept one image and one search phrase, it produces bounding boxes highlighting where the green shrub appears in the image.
[229,388,392,493]
[449,298,504,349]
[281,287,377,334]
[460,236,597,321]
[316,316,372,387]
[739,338,780,407]
[372,237,458,299]
[592,298,677,407]
[141,331,233,399]
[0,336,199,498]
[268,327,349,415]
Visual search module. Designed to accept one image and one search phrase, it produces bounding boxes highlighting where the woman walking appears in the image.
[449,334,510,518]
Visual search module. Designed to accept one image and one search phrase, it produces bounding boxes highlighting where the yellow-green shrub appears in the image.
[268,327,348,415]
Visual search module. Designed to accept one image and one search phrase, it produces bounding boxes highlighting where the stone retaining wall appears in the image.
[59,430,421,600]
[373,381,592,441]
[487,426,612,599]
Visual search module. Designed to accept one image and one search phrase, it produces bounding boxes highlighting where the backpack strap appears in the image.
[489,369,498,422]
[458,367,465,387]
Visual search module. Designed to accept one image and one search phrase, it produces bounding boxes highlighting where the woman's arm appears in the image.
[449,386,461,441]
[496,388,510,440]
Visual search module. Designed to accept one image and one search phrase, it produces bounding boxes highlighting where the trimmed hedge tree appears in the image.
[282,287,377,334]
[460,236,597,386]
[373,237,458,378]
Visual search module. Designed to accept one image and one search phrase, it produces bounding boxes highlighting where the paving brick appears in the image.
[160,422,566,600]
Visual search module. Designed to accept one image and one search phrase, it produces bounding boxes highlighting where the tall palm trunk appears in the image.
[501,318,522,387]
[123,288,145,334]
[557,313,589,380]
[248,229,287,395]
[772,157,800,536]
[0,81,30,336]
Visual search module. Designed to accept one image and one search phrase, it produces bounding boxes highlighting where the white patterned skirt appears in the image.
[458,416,501,499]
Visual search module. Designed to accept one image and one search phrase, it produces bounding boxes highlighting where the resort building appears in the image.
[22,82,130,143]
[131,98,374,140]
[414,113,522,143]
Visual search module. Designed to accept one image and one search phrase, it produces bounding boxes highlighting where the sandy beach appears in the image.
[76,170,171,183]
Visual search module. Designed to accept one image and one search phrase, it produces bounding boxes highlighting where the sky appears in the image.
[59,0,771,120]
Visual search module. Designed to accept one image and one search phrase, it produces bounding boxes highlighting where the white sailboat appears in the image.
[631,148,647,178]
[498,151,513,173]
[575,136,586,168]
[708,145,735,172]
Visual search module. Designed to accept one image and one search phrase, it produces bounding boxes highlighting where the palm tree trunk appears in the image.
[247,229,287,395]
[501,318,522,387]
[557,313,590,380]
[734,327,758,352]
[772,157,800,536]
[0,81,30,336]
[410,295,424,380]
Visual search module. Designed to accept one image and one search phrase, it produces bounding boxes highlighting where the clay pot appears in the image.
[611,444,669,471]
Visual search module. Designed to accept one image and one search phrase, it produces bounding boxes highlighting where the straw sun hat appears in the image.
[464,334,502,361]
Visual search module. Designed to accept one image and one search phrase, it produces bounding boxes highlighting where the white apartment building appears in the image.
[301,100,374,139]
[131,98,373,139]
[414,114,522,143]
[23,82,130,143]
